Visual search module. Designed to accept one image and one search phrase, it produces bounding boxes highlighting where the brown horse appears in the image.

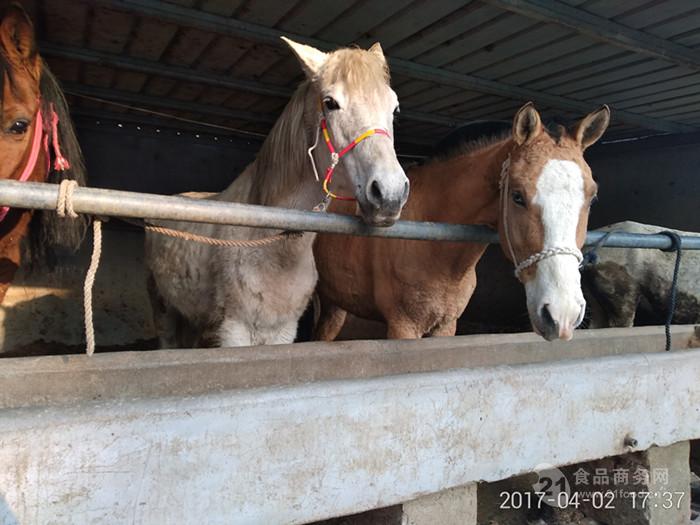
[0,3,86,303]
[314,103,610,341]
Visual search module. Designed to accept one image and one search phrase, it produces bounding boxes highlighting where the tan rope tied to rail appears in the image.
[58,180,101,355]
[144,224,303,247]
[56,178,78,219]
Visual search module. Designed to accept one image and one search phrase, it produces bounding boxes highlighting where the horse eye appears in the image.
[9,119,29,135]
[323,97,340,111]
[512,191,526,207]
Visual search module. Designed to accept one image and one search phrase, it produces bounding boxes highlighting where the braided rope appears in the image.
[514,247,583,279]
[84,219,102,356]
[144,224,302,247]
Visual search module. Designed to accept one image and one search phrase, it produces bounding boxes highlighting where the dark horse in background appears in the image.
[0,2,86,303]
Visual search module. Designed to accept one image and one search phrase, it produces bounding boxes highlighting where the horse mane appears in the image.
[250,82,311,205]
[428,116,581,165]
[428,120,512,163]
[26,62,88,269]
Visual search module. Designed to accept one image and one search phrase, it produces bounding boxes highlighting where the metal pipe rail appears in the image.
[2,180,699,249]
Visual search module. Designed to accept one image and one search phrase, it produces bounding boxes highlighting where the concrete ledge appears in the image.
[1,349,700,524]
[0,325,697,409]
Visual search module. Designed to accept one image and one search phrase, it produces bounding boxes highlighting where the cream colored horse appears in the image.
[145,38,408,348]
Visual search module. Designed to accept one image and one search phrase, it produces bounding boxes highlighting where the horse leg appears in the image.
[217,318,253,347]
[386,320,423,339]
[267,321,298,345]
[430,319,457,337]
[313,296,348,341]
[146,273,180,348]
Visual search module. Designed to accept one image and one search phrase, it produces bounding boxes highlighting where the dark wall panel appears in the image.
[588,136,700,232]
[75,118,260,195]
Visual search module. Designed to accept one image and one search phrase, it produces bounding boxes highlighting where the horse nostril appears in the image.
[370,179,384,205]
[402,180,409,201]
[541,304,556,329]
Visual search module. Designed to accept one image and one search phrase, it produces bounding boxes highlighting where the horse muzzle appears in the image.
[357,173,409,226]
[531,300,586,341]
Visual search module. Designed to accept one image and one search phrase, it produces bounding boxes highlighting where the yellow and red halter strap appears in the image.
[320,117,391,201]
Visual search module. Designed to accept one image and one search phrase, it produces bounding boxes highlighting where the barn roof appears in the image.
[30,0,700,152]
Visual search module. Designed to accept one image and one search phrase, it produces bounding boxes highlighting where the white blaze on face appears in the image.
[525,159,586,340]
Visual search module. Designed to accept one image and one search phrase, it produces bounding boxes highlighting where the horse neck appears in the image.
[224,83,324,211]
[407,137,511,228]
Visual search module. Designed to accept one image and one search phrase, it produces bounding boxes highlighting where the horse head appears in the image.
[0,3,43,186]
[0,3,86,276]
[498,102,610,341]
[283,38,409,226]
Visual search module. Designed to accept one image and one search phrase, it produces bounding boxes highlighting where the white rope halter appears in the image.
[499,155,583,281]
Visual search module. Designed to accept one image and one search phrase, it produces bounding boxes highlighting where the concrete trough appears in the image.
[0,327,699,524]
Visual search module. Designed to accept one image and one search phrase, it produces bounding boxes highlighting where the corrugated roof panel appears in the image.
[275,0,356,36]
[567,64,694,100]
[143,76,179,97]
[169,82,207,102]
[612,0,700,29]
[42,0,89,46]
[400,84,463,108]
[495,40,633,87]
[193,36,255,74]
[572,0,657,19]
[447,23,574,76]
[388,3,503,60]
[199,0,247,17]
[125,17,179,61]
[46,56,81,83]
[161,27,217,67]
[82,64,116,88]
[35,0,700,146]
[413,12,533,68]
[600,75,700,106]
[315,0,414,45]
[113,71,149,93]
[89,7,134,54]
[355,0,473,50]
[235,0,300,27]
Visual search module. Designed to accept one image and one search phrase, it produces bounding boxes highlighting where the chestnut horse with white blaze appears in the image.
[314,103,610,341]
[0,3,86,303]
[145,38,408,348]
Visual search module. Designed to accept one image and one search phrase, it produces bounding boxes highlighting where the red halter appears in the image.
[320,117,391,201]
[0,102,71,223]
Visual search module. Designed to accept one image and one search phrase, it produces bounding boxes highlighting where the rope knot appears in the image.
[56,179,79,219]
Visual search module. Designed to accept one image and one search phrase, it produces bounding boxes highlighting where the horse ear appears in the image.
[512,102,542,145]
[0,3,38,66]
[368,42,385,61]
[575,105,610,150]
[281,36,327,78]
